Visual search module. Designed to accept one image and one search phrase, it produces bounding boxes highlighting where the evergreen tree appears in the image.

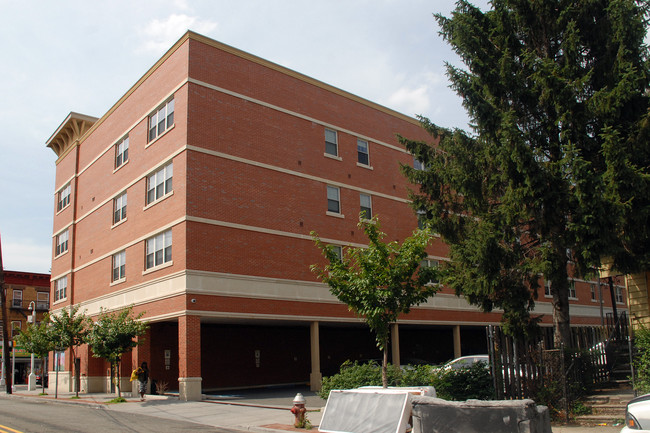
[85,306,148,398]
[401,0,650,345]
[311,216,438,387]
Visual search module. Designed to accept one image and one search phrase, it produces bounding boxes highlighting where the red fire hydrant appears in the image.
[290,393,307,428]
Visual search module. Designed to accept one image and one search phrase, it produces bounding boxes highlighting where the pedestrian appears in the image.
[136,362,149,401]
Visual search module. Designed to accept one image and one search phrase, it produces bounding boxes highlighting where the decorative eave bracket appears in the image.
[46,112,98,158]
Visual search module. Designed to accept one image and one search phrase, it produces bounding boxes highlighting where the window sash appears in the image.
[149,99,174,142]
[113,251,126,281]
[37,292,49,310]
[113,193,127,224]
[55,276,67,301]
[57,184,71,211]
[56,230,69,256]
[147,163,173,204]
[357,139,369,165]
[146,230,172,269]
[115,137,129,168]
[360,194,372,219]
[327,186,340,213]
[325,129,338,156]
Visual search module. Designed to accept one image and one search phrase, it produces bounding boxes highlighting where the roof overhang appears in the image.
[46,112,98,158]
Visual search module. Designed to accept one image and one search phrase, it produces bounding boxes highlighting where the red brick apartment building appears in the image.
[1,271,50,383]
[45,31,626,400]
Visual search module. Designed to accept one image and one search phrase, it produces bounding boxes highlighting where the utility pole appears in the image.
[0,234,12,393]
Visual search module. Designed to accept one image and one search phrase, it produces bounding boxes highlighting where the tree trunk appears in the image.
[382,347,388,388]
[550,252,572,348]
[116,359,121,398]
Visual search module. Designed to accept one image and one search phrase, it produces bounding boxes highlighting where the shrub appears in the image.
[432,362,495,401]
[318,360,493,401]
[634,327,650,394]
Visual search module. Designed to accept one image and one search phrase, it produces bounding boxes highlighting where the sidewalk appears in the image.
[1,384,627,432]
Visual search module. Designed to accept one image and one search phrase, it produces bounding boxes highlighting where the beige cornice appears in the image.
[46,112,98,158]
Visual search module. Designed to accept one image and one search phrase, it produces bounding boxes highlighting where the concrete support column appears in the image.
[309,321,322,391]
[178,315,202,401]
[391,323,400,367]
[453,325,461,358]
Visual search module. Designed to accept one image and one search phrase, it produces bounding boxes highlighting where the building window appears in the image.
[37,292,49,310]
[568,280,576,298]
[616,286,624,304]
[413,157,426,171]
[115,136,129,168]
[327,186,341,214]
[325,128,338,157]
[11,321,21,338]
[544,281,551,297]
[357,139,369,165]
[591,284,597,302]
[55,276,67,302]
[420,259,440,284]
[57,184,71,212]
[146,230,172,270]
[417,210,427,230]
[360,193,372,219]
[113,192,127,224]
[112,251,126,282]
[55,229,69,256]
[147,162,173,204]
[331,245,343,261]
[148,98,175,142]
[12,289,22,308]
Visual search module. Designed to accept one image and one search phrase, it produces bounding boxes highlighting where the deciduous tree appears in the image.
[311,216,438,387]
[15,315,55,393]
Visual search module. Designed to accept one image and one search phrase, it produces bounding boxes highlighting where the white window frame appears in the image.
[413,157,426,171]
[115,136,129,169]
[325,128,338,157]
[112,250,126,282]
[55,229,69,257]
[37,292,49,310]
[544,281,552,297]
[357,139,369,166]
[148,98,175,142]
[12,289,22,308]
[590,284,597,302]
[568,280,577,299]
[55,276,67,302]
[113,192,127,225]
[360,193,372,220]
[57,184,71,212]
[616,286,624,304]
[145,229,172,270]
[331,245,343,261]
[146,162,173,205]
[327,186,341,214]
[420,259,440,285]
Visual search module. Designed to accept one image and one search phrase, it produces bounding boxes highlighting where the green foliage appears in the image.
[14,315,55,359]
[633,327,650,394]
[311,216,438,386]
[318,361,493,402]
[432,363,494,401]
[85,306,148,398]
[107,397,127,404]
[401,0,650,345]
[49,305,89,353]
[85,306,148,365]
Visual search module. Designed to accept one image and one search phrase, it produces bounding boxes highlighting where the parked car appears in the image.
[622,393,650,432]
[439,355,490,371]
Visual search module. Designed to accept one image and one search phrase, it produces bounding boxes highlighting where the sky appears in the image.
[0,0,490,274]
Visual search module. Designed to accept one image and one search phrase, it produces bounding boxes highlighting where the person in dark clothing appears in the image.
[136,362,149,401]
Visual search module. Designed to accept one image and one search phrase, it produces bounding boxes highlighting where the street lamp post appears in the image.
[27,301,36,391]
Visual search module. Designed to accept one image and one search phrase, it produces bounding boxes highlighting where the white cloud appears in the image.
[387,85,430,116]
[139,14,217,53]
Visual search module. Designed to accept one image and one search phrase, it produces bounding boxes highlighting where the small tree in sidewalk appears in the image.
[49,305,89,398]
[311,216,439,388]
[14,315,55,393]
[85,306,149,398]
